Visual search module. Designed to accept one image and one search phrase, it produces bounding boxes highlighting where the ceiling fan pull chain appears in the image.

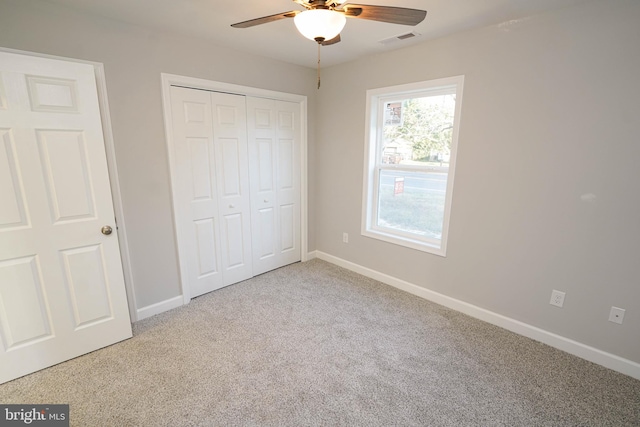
[317,43,321,89]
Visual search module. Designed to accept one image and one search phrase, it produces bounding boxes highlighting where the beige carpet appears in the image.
[1,259,639,426]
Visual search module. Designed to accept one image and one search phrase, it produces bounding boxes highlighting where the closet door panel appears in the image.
[274,101,301,266]
[247,98,300,275]
[247,98,277,274]
[170,87,223,297]
[211,92,252,286]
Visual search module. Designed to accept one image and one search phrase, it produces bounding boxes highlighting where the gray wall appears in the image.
[0,0,318,310]
[315,0,640,364]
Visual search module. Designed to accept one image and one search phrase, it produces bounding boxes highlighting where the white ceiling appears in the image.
[41,0,592,68]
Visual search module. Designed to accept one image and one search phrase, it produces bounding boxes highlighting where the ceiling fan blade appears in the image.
[341,4,426,26]
[231,11,298,28]
[321,34,341,46]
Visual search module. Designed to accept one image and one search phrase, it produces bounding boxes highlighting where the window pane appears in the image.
[381,94,455,166]
[376,169,448,240]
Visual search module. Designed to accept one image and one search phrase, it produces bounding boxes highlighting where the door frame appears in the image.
[0,47,138,321]
[160,73,309,304]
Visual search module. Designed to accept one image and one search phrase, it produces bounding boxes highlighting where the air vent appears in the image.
[379,32,420,45]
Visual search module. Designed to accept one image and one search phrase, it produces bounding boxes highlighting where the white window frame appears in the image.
[361,76,464,256]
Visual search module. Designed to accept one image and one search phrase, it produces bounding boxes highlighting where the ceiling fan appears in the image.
[231,1,427,45]
[231,1,427,87]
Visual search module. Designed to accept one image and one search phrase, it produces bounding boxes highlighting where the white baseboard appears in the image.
[306,250,318,260]
[136,296,184,321]
[315,251,640,380]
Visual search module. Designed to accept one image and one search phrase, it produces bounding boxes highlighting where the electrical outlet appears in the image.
[342,232,349,243]
[550,290,565,308]
[608,306,625,324]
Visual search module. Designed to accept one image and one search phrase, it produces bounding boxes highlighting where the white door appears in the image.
[0,51,132,384]
[247,98,301,275]
[169,86,253,298]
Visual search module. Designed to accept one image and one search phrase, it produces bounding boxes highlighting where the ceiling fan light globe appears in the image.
[294,9,346,42]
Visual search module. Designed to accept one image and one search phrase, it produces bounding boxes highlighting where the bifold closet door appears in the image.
[247,98,301,275]
[169,87,252,298]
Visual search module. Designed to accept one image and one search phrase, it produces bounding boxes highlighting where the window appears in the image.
[361,76,464,256]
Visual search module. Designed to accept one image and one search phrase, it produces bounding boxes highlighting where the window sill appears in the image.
[361,228,446,257]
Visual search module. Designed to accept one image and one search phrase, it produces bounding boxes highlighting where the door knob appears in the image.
[101,225,113,235]
[229,204,235,209]
[264,199,269,203]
